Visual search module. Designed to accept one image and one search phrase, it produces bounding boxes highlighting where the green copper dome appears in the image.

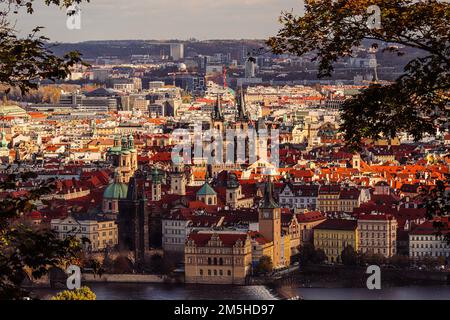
[103,182,128,199]
[197,183,217,196]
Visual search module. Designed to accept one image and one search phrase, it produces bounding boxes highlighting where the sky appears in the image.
[14,0,303,43]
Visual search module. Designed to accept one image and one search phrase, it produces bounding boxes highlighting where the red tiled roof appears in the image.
[187,232,248,247]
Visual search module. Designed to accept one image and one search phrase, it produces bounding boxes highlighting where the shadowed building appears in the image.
[118,176,149,267]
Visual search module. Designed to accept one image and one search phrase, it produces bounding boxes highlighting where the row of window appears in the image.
[187,257,242,265]
[53,223,114,231]
[199,269,232,277]
[411,252,450,257]
[411,243,449,249]
[411,236,445,241]
[316,233,354,240]
[165,237,184,244]
[359,225,395,231]
[280,198,316,204]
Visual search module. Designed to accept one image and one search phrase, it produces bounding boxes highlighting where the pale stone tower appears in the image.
[226,172,241,209]
[170,155,186,195]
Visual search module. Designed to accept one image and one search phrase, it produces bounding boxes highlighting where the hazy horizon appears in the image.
[15,0,302,43]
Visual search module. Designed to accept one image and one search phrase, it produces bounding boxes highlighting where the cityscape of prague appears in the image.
[0,0,449,310]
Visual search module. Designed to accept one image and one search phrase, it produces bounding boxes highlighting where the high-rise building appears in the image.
[170,43,184,61]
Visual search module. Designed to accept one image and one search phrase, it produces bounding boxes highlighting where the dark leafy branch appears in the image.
[268,0,450,147]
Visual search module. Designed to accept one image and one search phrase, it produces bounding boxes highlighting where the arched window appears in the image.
[199,269,203,276]
[208,258,212,265]
[227,270,231,276]
[213,258,217,265]
[214,270,217,276]
[219,258,223,265]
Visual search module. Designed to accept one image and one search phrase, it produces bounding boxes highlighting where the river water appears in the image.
[31,283,450,300]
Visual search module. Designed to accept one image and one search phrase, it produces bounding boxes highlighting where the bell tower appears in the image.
[258,180,281,267]
[151,167,162,201]
[352,153,361,171]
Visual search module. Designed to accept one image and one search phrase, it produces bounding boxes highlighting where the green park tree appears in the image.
[256,255,273,274]
[0,0,90,300]
[51,286,96,300]
[269,0,450,231]
[341,245,358,266]
[268,0,449,148]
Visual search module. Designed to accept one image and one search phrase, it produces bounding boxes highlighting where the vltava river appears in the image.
[32,283,450,300]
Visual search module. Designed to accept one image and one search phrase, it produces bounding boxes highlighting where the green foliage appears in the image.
[0,0,90,94]
[0,173,82,299]
[268,0,450,148]
[341,245,358,266]
[51,286,96,300]
[0,1,91,300]
[256,255,273,274]
[298,243,327,265]
[314,249,327,264]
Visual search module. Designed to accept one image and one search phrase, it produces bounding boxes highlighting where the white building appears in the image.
[409,221,450,259]
[358,213,397,258]
[279,184,319,210]
[162,213,224,253]
[51,215,118,252]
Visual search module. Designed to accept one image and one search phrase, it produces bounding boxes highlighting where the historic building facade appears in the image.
[184,232,252,285]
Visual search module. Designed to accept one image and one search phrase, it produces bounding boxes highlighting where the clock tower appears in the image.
[258,180,281,267]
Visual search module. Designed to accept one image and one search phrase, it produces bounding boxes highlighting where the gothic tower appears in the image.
[211,94,225,134]
[118,176,149,268]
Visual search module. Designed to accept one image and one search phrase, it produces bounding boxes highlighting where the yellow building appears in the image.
[317,185,340,212]
[185,232,252,285]
[313,219,358,263]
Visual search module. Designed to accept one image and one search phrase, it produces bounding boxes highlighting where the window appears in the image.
[227,270,231,276]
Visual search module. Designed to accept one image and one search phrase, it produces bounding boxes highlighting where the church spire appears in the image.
[212,93,224,121]
[236,88,249,122]
[261,179,279,209]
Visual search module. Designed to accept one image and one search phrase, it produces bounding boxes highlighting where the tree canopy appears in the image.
[0,1,90,299]
[268,0,449,148]
[0,0,90,94]
[51,286,96,300]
